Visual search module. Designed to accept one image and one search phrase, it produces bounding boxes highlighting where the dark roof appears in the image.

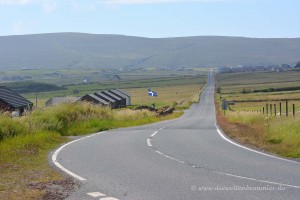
[101,91,122,101]
[109,89,129,99]
[0,86,33,108]
[84,94,109,105]
[115,89,130,97]
[94,92,116,103]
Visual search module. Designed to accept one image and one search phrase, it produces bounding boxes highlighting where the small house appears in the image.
[0,86,33,116]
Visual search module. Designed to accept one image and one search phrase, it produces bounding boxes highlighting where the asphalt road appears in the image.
[52,73,300,200]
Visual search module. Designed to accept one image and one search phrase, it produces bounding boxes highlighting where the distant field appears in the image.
[1,67,207,85]
[24,74,206,108]
[215,70,300,112]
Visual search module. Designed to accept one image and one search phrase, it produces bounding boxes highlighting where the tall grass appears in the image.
[223,111,300,158]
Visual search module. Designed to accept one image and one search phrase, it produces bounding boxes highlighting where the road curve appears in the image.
[52,73,300,200]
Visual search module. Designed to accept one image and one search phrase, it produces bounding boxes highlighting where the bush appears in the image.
[0,113,29,141]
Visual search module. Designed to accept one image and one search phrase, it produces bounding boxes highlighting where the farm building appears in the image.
[81,94,110,106]
[80,89,130,108]
[0,86,33,116]
[45,96,81,107]
[109,89,131,106]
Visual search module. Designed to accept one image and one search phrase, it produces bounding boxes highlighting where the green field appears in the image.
[215,69,300,113]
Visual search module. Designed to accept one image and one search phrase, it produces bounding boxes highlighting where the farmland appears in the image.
[215,69,300,158]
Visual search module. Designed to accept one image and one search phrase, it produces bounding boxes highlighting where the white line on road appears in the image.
[150,131,158,138]
[216,125,300,165]
[147,138,152,147]
[149,128,300,189]
[87,192,106,197]
[52,131,106,181]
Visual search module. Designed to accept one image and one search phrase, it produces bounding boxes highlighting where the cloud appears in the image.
[42,0,57,12]
[0,0,38,5]
[103,0,229,4]
[0,0,57,13]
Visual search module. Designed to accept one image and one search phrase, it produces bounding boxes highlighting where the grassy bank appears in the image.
[217,108,300,158]
[0,102,183,199]
[215,70,300,159]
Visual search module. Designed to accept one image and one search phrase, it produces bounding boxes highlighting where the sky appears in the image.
[0,0,299,38]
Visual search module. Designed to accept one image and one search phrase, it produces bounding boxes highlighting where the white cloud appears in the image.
[103,0,229,4]
[0,0,57,13]
[42,0,57,12]
[0,0,38,5]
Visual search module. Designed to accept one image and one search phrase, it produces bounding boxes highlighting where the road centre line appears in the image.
[148,129,300,189]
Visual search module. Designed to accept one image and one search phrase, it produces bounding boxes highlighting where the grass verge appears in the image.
[216,100,300,159]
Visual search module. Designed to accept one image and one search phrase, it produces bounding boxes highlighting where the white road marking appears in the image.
[216,125,300,165]
[215,170,300,189]
[52,131,106,181]
[87,192,106,197]
[149,127,300,189]
[100,197,119,200]
[147,139,152,147]
[150,131,158,138]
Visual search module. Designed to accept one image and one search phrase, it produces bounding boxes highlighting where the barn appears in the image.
[80,89,131,108]
[0,86,33,116]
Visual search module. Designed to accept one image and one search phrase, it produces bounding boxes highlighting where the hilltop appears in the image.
[0,33,299,70]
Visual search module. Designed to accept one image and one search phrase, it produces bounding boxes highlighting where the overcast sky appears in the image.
[0,0,299,38]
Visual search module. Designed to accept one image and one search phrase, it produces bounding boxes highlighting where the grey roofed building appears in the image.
[101,91,124,108]
[94,92,117,108]
[0,86,33,116]
[80,89,130,108]
[109,89,131,106]
[81,94,110,106]
[45,96,81,107]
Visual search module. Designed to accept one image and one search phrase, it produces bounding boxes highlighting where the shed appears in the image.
[101,91,124,108]
[81,94,110,106]
[0,86,33,116]
[109,89,131,106]
[94,92,117,108]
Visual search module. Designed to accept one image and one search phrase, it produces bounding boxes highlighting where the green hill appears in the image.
[0,33,299,69]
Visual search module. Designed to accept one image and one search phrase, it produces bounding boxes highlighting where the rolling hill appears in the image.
[0,33,299,70]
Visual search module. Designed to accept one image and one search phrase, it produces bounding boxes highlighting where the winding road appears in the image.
[52,73,300,200]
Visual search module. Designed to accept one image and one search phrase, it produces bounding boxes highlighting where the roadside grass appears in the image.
[217,108,300,158]
[0,131,66,199]
[216,70,300,159]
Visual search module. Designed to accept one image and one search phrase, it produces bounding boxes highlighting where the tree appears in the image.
[295,61,300,68]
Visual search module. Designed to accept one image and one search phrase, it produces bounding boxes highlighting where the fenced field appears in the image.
[216,69,300,158]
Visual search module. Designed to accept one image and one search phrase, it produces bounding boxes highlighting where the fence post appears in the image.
[274,104,276,116]
[263,107,265,114]
[279,102,282,116]
[270,104,272,115]
[286,100,288,117]
[266,103,269,115]
[293,104,295,117]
